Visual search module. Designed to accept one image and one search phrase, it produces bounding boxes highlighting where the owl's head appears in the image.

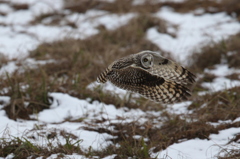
[140,53,154,69]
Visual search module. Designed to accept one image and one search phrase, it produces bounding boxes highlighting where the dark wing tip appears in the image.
[187,71,196,84]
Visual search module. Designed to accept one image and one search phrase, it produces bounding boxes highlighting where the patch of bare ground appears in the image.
[10,3,29,10]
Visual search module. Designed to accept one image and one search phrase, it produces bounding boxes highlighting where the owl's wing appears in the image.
[106,66,191,104]
[97,55,135,83]
[150,59,195,86]
[97,67,111,83]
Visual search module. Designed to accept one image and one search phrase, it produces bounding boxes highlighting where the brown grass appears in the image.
[0,134,83,159]
[190,32,240,73]
[1,69,51,120]
[0,54,9,68]
[64,0,240,18]
[83,112,237,158]
[189,86,240,122]
[11,3,29,10]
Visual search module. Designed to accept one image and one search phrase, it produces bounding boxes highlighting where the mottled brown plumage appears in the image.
[97,51,195,104]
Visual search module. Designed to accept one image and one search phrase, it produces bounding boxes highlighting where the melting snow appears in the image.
[0,3,135,59]
[202,64,240,92]
[202,77,240,92]
[155,128,240,159]
[147,8,240,64]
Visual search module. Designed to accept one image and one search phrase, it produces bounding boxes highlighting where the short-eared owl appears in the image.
[97,51,195,104]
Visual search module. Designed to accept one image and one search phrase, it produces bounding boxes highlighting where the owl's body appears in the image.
[97,51,195,104]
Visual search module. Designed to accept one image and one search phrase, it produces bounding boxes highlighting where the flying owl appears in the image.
[97,51,195,104]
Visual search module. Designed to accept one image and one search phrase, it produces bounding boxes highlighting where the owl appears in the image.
[97,51,195,104]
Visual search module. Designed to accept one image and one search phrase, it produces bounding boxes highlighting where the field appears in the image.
[0,0,240,158]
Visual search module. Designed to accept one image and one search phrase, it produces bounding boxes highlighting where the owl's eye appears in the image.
[143,58,148,62]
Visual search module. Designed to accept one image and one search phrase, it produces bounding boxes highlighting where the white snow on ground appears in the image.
[205,64,240,77]
[202,77,240,92]
[208,117,240,128]
[166,101,192,115]
[0,96,111,150]
[155,127,240,159]
[0,92,146,150]
[132,0,185,5]
[37,92,147,124]
[0,62,18,76]
[202,64,240,92]
[0,2,135,59]
[37,154,87,159]
[0,58,56,77]
[147,7,240,64]
[96,0,116,2]
[37,92,131,123]
[66,10,136,38]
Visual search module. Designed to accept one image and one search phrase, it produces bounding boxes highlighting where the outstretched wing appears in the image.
[150,58,195,86]
[106,66,191,104]
[97,55,135,83]
[97,67,111,83]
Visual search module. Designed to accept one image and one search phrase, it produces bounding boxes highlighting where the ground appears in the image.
[0,0,240,159]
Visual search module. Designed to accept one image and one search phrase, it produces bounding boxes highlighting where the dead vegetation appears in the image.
[64,0,240,20]
[189,86,240,122]
[190,32,240,73]
[0,0,240,158]
[0,134,83,159]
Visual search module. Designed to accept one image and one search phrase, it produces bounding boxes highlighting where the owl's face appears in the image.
[140,54,154,69]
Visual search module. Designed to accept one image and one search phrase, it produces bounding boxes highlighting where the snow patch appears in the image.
[147,8,240,64]
[155,127,240,159]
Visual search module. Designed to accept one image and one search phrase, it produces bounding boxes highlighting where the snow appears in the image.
[202,64,240,92]
[44,154,87,159]
[132,0,185,5]
[205,64,240,77]
[167,101,192,114]
[0,62,18,76]
[36,92,126,123]
[0,26,38,59]
[96,0,116,2]
[147,8,240,64]
[0,5,135,59]
[0,92,146,151]
[155,128,240,159]
[202,77,240,92]
[0,4,13,14]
